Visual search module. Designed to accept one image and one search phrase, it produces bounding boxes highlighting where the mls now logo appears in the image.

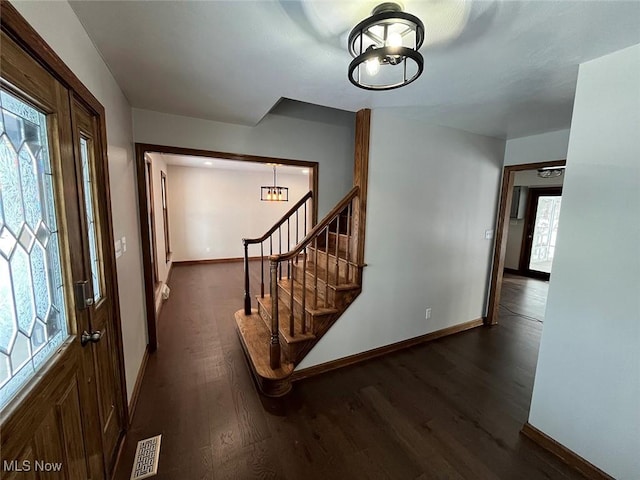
[3,460,63,472]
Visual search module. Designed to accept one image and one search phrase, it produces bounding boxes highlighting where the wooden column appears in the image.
[352,109,371,283]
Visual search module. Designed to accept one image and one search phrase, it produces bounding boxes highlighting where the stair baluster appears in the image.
[243,242,251,314]
[334,217,340,286]
[296,210,300,265]
[324,227,330,307]
[289,258,295,337]
[301,247,307,334]
[346,203,351,284]
[270,260,280,369]
[313,237,318,309]
[278,225,282,280]
[287,219,291,278]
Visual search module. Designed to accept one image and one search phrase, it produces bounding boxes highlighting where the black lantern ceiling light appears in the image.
[261,165,288,202]
[348,2,425,90]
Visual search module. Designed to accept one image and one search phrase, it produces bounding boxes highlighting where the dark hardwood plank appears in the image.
[114,262,587,480]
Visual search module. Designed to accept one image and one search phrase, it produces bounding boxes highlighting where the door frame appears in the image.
[485,159,566,325]
[1,0,128,437]
[519,187,563,280]
[134,143,319,352]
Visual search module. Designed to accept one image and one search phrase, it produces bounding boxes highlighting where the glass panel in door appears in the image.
[79,136,103,303]
[0,88,69,408]
[528,195,562,274]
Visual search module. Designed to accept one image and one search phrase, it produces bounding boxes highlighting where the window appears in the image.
[0,88,68,408]
[161,171,170,262]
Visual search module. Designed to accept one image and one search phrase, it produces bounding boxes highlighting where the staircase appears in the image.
[235,186,365,396]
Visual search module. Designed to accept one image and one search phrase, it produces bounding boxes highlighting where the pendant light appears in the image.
[348,2,425,90]
[261,165,289,202]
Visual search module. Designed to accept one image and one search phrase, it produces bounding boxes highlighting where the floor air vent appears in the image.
[130,434,162,480]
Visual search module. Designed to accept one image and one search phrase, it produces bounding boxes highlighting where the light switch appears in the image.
[485,229,494,240]
[121,236,127,253]
[115,239,122,259]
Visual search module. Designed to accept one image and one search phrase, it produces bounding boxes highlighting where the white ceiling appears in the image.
[149,153,309,175]
[70,1,640,139]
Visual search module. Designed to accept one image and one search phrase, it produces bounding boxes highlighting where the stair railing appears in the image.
[267,186,361,369]
[243,191,313,316]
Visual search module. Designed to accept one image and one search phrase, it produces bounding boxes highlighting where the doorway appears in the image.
[520,187,563,280]
[134,144,318,352]
[486,160,566,325]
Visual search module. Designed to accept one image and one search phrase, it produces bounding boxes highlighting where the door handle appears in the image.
[81,330,102,346]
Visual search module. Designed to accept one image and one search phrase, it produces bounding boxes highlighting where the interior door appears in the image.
[520,187,563,280]
[0,29,123,480]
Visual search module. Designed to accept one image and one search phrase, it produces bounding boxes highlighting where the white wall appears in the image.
[298,111,505,368]
[166,165,310,261]
[504,171,564,270]
[504,129,570,166]
[12,1,146,403]
[133,108,354,219]
[528,44,640,479]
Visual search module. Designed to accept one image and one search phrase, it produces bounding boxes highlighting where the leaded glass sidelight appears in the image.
[79,137,102,303]
[0,88,68,409]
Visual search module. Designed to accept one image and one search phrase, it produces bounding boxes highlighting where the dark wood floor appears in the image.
[500,273,549,322]
[114,264,581,480]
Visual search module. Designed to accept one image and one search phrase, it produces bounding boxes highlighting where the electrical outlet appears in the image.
[425,308,432,320]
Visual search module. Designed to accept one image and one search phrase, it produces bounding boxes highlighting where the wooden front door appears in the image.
[0,24,125,480]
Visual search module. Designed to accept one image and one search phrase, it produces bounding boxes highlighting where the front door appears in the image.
[520,187,563,280]
[0,27,125,480]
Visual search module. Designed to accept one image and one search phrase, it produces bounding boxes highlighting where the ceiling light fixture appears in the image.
[537,166,565,178]
[204,161,213,166]
[348,2,425,90]
[261,165,289,202]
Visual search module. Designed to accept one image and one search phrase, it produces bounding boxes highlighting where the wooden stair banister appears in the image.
[269,186,359,262]
[242,190,313,315]
[235,108,370,397]
[266,186,360,369]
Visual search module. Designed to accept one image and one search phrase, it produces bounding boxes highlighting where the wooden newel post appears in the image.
[269,259,281,369]
[243,240,251,315]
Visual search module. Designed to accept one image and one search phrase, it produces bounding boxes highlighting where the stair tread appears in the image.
[256,295,316,344]
[234,309,294,380]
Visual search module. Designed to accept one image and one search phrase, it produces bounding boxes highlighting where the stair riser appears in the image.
[258,295,319,337]
[256,301,299,364]
[317,231,350,252]
[279,338,307,365]
[299,250,357,285]
[276,284,336,325]
[292,261,349,288]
